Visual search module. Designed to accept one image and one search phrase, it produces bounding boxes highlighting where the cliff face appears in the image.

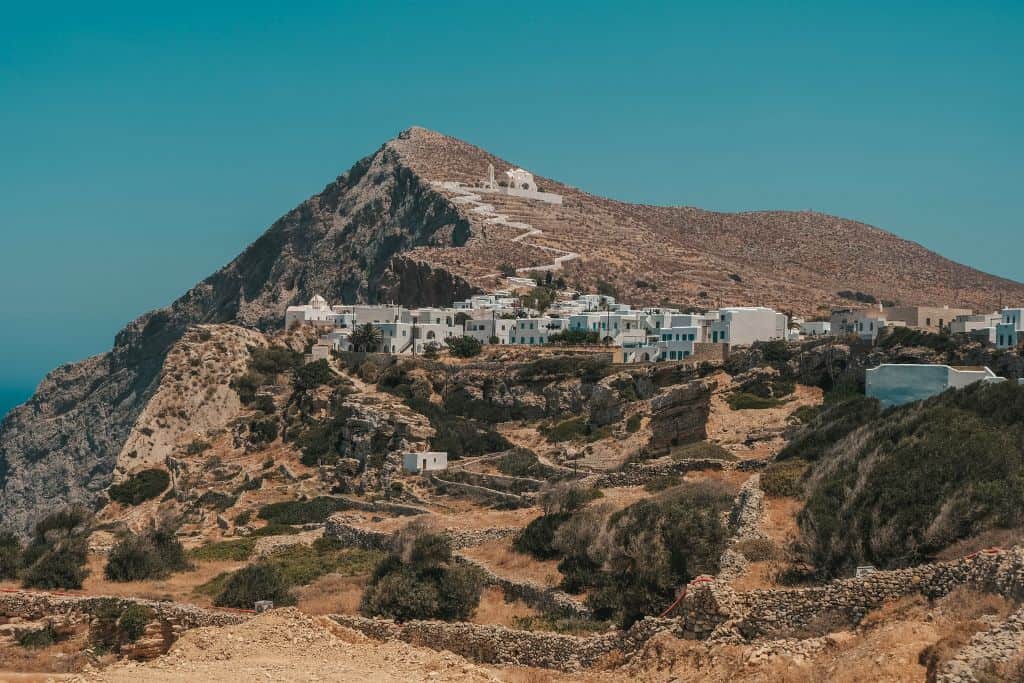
[0,137,477,535]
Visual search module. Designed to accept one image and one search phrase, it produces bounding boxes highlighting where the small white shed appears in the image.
[403,451,448,474]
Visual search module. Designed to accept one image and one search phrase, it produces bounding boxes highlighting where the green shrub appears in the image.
[669,441,734,461]
[445,336,483,358]
[231,371,261,405]
[360,526,483,622]
[727,392,785,410]
[197,490,237,512]
[761,459,809,498]
[185,439,211,455]
[513,512,571,559]
[214,563,297,609]
[249,523,301,537]
[586,484,732,626]
[790,405,820,424]
[778,394,880,463]
[547,329,600,345]
[294,359,334,390]
[253,394,276,414]
[644,475,682,492]
[118,604,153,642]
[257,497,347,525]
[625,414,643,433]
[190,538,255,562]
[496,449,543,478]
[21,507,90,590]
[544,417,588,443]
[108,469,170,506]
[250,346,303,375]
[800,381,1024,574]
[105,528,191,582]
[249,417,279,444]
[17,622,59,648]
[0,531,22,580]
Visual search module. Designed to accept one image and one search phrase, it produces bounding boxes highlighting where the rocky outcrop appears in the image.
[645,380,714,455]
[0,135,480,537]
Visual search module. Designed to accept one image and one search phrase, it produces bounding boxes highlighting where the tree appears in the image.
[21,506,92,590]
[445,336,483,358]
[350,323,383,352]
[360,523,483,622]
[454,312,472,327]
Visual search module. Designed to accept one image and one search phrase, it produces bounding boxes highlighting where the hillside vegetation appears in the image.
[798,381,1024,574]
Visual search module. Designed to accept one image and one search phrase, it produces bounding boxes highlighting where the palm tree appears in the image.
[351,323,383,352]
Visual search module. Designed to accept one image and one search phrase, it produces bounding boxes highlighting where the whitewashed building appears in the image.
[800,321,832,337]
[866,364,1003,407]
[996,308,1024,349]
[402,451,448,474]
[709,307,788,346]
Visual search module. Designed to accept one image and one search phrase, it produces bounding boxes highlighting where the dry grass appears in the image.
[459,540,562,587]
[0,628,90,676]
[76,555,245,607]
[293,573,369,615]
[934,527,1024,561]
[471,587,538,627]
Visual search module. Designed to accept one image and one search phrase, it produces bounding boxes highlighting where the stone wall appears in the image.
[587,458,729,488]
[428,474,530,507]
[454,554,590,619]
[331,495,428,517]
[675,547,1024,641]
[938,605,1024,682]
[330,614,620,670]
[0,590,246,660]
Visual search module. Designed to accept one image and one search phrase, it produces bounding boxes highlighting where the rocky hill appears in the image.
[2,126,1022,536]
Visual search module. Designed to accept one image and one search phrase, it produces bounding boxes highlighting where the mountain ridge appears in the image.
[1,125,1021,535]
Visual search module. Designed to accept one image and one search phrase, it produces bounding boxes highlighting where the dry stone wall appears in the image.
[938,605,1024,682]
[677,547,1024,641]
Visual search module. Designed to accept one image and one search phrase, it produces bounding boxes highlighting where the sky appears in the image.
[1,0,1022,418]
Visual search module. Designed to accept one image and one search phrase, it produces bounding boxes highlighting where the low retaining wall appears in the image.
[0,590,247,659]
[323,517,587,618]
[429,475,530,507]
[442,470,544,494]
[331,495,429,517]
[588,458,729,488]
[454,555,590,619]
[677,547,1024,641]
[938,605,1024,682]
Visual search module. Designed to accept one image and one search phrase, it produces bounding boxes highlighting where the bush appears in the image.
[17,622,59,648]
[761,459,809,498]
[249,417,279,444]
[445,336,483,358]
[513,513,571,559]
[625,414,642,433]
[214,563,297,609]
[800,381,1024,574]
[104,528,191,582]
[185,439,211,455]
[21,507,91,590]
[547,329,600,346]
[644,475,682,492]
[231,372,261,405]
[727,392,785,410]
[250,346,302,375]
[360,525,483,622]
[587,484,732,626]
[669,441,734,461]
[0,531,22,580]
[197,490,237,512]
[118,604,153,642]
[295,359,334,390]
[496,449,543,478]
[190,538,255,562]
[544,417,588,443]
[257,497,347,525]
[107,469,170,506]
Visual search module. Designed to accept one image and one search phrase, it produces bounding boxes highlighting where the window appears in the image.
[926,317,931,326]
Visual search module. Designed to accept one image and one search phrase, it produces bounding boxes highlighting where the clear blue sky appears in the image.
[2,1,1022,417]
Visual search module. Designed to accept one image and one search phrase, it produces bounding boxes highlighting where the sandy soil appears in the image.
[68,609,502,683]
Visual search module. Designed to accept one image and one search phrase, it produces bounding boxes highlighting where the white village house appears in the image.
[865,363,1004,407]
[402,451,448,474]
